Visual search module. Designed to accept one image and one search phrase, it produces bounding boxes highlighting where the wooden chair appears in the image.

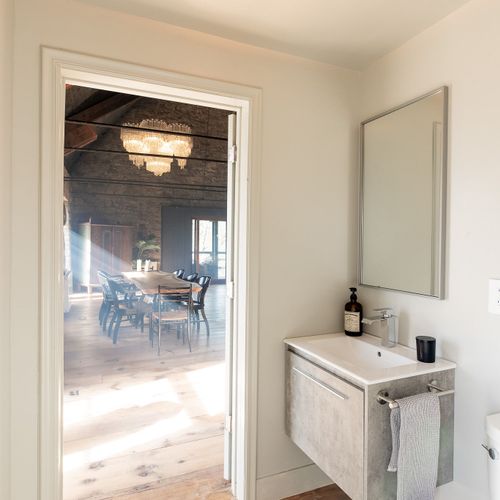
[192,275,212,336]
[149,284,193,355]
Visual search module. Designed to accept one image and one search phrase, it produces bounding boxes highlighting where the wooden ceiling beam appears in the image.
[65,93,140,157]
[67,93,140,121]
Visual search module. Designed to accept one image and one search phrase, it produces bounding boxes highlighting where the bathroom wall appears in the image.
[9,0,360,498]
[360,0,500,498]
[0,0,13,498]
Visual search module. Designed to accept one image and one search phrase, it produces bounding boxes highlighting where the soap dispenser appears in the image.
[344,287,363,337]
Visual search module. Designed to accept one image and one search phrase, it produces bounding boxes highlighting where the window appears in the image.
[192,218,227,281]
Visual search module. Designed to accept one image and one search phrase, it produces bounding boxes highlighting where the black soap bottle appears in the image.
[344,287,363,336]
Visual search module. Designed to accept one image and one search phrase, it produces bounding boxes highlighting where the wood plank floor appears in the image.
[283,484,350,499]
[64,284,228,500]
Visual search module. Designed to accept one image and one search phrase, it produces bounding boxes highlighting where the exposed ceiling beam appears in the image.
[68,93,140,121]
[64,93,140,157]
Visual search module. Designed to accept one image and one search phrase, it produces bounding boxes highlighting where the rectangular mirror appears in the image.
[360,87,448,298]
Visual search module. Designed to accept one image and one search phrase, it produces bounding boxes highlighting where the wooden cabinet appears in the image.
[286,351,364,500]
[75,223,134,291]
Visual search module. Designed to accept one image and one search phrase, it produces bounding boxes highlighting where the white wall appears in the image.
[0,0,13,498]
[10,1,360,498]
[360,0,500,497]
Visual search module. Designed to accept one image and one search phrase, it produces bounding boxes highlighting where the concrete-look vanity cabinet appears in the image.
[285,334,456,500]
[287,351,365,499]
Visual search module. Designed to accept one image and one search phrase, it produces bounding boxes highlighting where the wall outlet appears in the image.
[488,279,500,314]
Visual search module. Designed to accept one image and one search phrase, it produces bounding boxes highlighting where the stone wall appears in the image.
[65,91,229,262]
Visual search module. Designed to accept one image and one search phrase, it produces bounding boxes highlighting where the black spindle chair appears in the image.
[97,271,114,332]
[172,268,185,279]
[107,278,143,344]
[192,275,212,336]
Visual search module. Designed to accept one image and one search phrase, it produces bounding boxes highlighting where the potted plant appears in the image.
[133,234,160,270]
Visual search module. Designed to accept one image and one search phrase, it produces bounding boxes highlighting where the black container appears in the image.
[416,335,436,363]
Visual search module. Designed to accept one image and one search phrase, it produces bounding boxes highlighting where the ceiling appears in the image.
[81,0,470,69]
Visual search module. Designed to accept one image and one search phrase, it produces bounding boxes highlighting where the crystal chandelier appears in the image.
[120,119,193,176]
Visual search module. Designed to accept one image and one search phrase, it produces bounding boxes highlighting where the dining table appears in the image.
[122,271,202,295]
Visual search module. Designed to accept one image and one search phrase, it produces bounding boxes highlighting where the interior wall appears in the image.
[10,0,360,498]
[360,0,500,498]
[0,0,13,498]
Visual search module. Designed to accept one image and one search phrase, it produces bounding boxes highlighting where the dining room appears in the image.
[63,84,232,499]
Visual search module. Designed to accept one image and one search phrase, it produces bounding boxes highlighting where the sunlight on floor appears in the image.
[65,378,180,426]
[187,362,225,416]
[63,288,227,499]
[65,410,192,472]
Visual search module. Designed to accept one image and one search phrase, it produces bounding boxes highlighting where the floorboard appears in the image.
[64,284,227,500]
[282,484,350,499]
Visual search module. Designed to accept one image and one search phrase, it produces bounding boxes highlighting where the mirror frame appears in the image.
[358,86,448,299]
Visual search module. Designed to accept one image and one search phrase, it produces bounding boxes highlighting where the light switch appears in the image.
[488,279,500,314]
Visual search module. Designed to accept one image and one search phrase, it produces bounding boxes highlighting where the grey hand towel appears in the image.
[387,393,441,500]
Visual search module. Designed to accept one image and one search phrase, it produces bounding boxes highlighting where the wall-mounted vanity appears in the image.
[284,334,455,500]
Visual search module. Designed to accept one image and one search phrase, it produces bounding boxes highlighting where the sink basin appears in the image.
[284,333,455,386]
[305,335,416,370]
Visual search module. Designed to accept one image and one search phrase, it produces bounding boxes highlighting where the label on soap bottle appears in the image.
[344,311,360,333]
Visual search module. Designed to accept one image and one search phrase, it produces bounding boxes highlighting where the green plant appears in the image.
[134,235,160,260]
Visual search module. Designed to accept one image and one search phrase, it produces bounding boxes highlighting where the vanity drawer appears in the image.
[286,350,364,500]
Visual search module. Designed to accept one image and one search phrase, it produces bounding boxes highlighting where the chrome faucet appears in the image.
[362,308,398,347]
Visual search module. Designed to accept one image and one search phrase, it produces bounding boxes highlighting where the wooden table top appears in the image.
[122,271,202,295]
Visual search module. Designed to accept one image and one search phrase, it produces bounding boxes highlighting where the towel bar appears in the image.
[376,380,454,409]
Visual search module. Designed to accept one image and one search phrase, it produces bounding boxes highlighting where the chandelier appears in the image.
[120,119,193,176]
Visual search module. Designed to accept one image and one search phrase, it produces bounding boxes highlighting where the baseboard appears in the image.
[255,463,332,500]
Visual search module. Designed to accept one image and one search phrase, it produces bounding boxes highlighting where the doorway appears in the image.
[40,48,260,500]
[63,86,232,499]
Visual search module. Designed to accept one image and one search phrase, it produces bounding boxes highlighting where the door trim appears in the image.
[40,47,261,500]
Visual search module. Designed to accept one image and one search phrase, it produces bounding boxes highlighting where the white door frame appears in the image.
[40,47,261,500]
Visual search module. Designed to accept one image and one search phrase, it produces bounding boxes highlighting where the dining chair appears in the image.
[97,270,114,332]
[185,272,199,282]
[172,268,185,279]
[150,283,193,355]
[192,275,212,337]
[107,278,143,344]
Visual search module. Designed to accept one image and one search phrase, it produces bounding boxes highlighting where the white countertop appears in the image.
[284,332,456,387]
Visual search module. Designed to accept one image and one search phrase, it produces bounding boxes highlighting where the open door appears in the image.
[224,113,237,483]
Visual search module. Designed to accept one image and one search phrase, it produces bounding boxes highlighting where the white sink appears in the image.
[305,335,416,369]
[284,333,455,386]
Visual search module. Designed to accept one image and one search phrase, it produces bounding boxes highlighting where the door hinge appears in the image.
[225,415,232,434]
[228,145,237,163]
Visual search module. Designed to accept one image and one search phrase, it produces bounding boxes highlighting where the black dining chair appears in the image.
[149,283,193,355]
[185,272,199,282]
[107,278,143,344]
[97,270,114,332]
[172,269,185,279]
[192,275,212,336]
